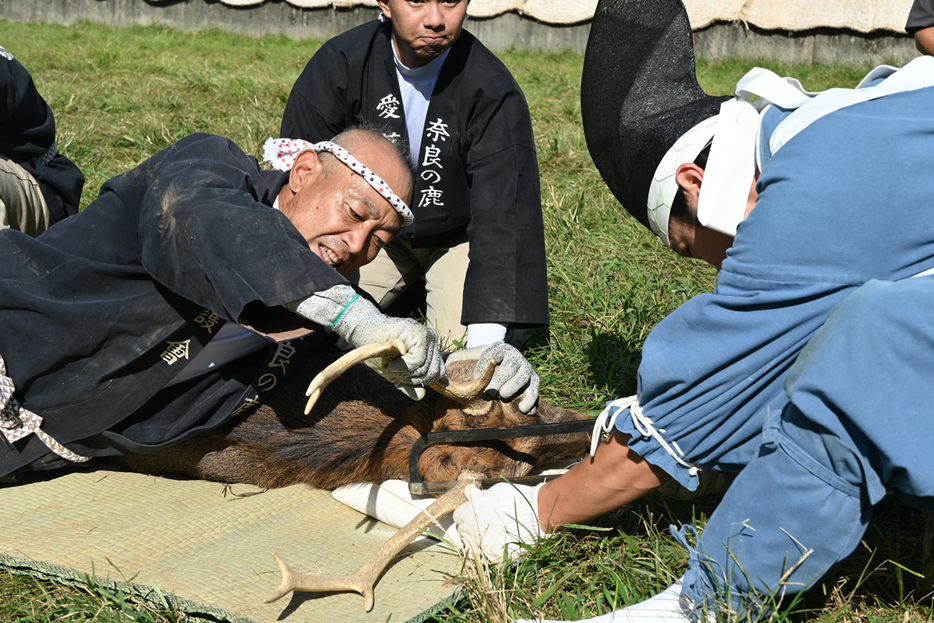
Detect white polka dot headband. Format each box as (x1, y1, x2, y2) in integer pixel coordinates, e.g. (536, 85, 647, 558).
(263, 137, 414, 227)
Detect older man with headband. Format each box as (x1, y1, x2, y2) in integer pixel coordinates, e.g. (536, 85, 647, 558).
(454, 0, 934, 621)
(0, 128, 533, 481)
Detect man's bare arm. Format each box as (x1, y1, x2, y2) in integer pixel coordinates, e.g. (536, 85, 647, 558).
(537, 429, 671, 531)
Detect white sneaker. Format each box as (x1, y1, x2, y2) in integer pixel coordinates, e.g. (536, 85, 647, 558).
(514, 580, 691, 623)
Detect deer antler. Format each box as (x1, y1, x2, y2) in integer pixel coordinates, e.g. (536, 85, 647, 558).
(304, 340, 407, 414)
(264, 475, 476, 611)
(304, 340, 495, 414)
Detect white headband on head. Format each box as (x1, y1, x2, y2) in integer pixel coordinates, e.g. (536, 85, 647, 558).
(647, 100, 762, 247)
(646, 116, 718, 247)
(263, 137, 414, 227)
(695, 98, 760, 238)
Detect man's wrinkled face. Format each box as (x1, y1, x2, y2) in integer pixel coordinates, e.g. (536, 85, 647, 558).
(280, 139, 411, 275)
(378, 0, 468, 68)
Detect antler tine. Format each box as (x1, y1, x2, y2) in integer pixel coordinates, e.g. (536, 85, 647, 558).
(264, 476, 476, 611)
(304, 339, 407, 414)
(263, 552, 371, 605)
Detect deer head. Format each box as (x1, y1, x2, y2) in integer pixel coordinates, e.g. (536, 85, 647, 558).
(116, 341, 591, 494)
(419, 355, 590, 483)
(302, 341, 590, 486)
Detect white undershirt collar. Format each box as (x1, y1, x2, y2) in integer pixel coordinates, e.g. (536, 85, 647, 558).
(391, 38, 448, 169)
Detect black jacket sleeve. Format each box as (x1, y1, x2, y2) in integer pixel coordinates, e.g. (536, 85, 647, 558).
(460, 85, 549, 327)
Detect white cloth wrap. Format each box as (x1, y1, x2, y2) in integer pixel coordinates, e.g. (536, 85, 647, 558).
(649, 55, 934, 246)
(331, 480, 460, 546)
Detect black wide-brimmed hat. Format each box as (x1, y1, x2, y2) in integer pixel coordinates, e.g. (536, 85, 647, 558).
(581, 0, 729, 240)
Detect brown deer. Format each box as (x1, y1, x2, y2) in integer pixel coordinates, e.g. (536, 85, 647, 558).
(117, 340, 592, 611)
(117, 341, 592, 492)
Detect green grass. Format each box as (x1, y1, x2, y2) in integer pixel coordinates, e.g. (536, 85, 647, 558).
(0, 566, 184, 622)
(1, 18, 931, 623)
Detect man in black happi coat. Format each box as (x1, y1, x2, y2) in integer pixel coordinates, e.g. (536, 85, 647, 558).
(281, 0, 549, 350)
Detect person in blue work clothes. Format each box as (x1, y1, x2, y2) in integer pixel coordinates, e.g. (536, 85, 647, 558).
(453, 0, 934, 621)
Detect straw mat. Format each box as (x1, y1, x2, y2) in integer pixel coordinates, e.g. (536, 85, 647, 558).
(0, 467, 463, 623)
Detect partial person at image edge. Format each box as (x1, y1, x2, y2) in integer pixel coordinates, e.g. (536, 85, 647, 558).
(0, 44, 84, 236)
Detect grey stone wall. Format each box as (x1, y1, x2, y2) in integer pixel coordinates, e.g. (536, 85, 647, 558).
(0, 0, 921, 65)
(694, 22, 919, 67)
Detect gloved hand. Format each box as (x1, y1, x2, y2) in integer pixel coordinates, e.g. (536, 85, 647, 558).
(453, 482, 546, 563)
(446, 342, 539, 413)
(333, 295, 445, 392)
(287, 286, 444, 396)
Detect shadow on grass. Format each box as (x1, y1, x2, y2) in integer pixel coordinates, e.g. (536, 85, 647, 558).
(799, 496, 934, 619)
(585, 330, 641, 398)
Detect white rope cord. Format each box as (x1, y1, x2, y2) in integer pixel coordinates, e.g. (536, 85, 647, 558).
(0, 355, 90, 463)
(591, 395, 699, 476)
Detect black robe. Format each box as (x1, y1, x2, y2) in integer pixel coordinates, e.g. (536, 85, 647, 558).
(0, 133, 344, 476)
(281, 20, 549, 327)
(0, 46, 84, 224)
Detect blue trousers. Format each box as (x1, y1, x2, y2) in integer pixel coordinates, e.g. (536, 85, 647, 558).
(679, 277, 934, 619)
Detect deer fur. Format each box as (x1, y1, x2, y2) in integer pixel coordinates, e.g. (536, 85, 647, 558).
(117, 344, 591, 490)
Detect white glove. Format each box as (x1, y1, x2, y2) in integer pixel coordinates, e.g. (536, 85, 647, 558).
(453, 482, 546, 563)
(335, 297, 444, 390)
(288, 285, 445, 394)
(446, 342, 539, 413)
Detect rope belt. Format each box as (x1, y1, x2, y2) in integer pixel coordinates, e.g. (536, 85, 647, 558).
(0, 354, 90, 463)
